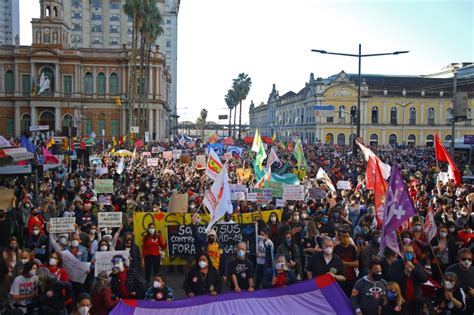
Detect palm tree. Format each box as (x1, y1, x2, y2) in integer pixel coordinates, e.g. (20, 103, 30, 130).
(225, 89, 238, 138)
(232, 73, 252, 140)
(196, 109, 208, 141)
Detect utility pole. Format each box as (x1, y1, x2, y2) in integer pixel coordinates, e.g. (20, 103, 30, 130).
(451, 71, 457, 154)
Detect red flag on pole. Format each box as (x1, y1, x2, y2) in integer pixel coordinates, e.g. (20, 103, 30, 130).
(434, 131, 461, 186)
(373, 157, 388, 227)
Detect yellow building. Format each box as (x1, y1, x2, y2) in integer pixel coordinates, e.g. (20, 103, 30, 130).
(250, 68, 474, 146)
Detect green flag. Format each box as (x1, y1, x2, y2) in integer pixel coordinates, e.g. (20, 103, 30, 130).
(254, 133, 267, 170)
(293, 139, 307, 168)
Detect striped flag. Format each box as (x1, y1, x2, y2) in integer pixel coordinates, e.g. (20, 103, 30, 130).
(205, 148, 223, 180)
(255, 167, 271, 188)
(267, 147, 280, 168)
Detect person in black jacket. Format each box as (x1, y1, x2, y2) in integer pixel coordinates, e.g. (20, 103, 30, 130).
(388, 245, 428, 303)
(430, 225, 457, 283)
(183, 253, 222, 297)
(109, 255, 144, 299)
(433, 272, 466, 315)
(37, 267, 72, 315)
(115, 232, 142, 271)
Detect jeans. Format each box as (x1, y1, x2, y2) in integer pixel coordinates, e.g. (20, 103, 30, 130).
(144, 255, 161, 283)
(255, 264, 265, 290)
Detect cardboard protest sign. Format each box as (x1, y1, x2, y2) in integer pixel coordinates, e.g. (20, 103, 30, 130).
(142, 151, 151, 157)
(172, 149, 182, 160)
(50, 217, 76, 234)
(94, 179, 114, 194)
(276, 199, 285, 208)
(60, 250, 90, 284)
(162, 151, 173, 160)
(282, 185, 304, 201)
(267, 181, 283, 198)
(308, 187, 327, 200)
(249, 188, 273, 204)
(96, 167, 108, 176)
(94, 250, 130, 276)
(229, 184, 248, 200)
(98, 195, 112, 206)
(151, 147, 161, 154)
(336, 180, 352, 190)
(168, 193, 188, 213)
(147, 158, 159, 166)
(195, 155, 206, 170)
(0, 188, 14, 209)
(98, 212, 122, 228)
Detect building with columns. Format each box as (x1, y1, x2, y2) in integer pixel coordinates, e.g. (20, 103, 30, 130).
(0, 0, 171, 140)
(250, 67, 474, 146)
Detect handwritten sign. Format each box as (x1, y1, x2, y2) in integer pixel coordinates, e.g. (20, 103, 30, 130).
(308, 187, 327, 200)
(282, 185, 304, 201)
(98, 195, 112, 206)
(229, 184, 248, 200)
(267, 181, 283, 198)
(98, 212, 122, 228)
(195, 155, 206, 170)
(94, 250, 130, 277)
(336, 180, 352, 190)
(96, 167, 108, 176)
(163, 151, 173, 160)
(60, 250, 90, 284)
(50, 217, 76, 234)
(276, 199, 285, 208)
(147, 158, 159, 167)
(94, 179, 114, 194)
(249, 188, 273, 203)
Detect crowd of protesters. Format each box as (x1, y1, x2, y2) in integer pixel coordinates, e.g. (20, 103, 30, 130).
(0, 132, 472, 315)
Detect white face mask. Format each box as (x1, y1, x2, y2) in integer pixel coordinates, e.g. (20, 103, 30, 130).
(288, 205, 294, 210)
(21, 259, 29, 264)
(49, 258, 58, 266)
(275, 262, 284, 270)
(270, 216, 276, 222)
(190, 204, 195, 209)
(149, 228, 155, 235)
(100, 245, 108, 251)
(445, 281, 455, 290)
(29, 269, 36, 277)
(71, 240, 79, 247)
(79, 306, 90, 315)
(153, 281, 162, 289)
(114, 262, 125, 272)
(324, 247, 333, 255)
(33, 230, 40, 235)
(198, 261, 208, 269)
(59, 238, 68, 245)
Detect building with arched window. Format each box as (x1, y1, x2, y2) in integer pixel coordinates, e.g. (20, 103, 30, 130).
(0, 0, 172, 141)
(249, 68, 474, 145)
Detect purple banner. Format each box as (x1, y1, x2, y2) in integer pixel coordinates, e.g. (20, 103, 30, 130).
(464, 135, 474, 144)
(110, 275, 354, 315)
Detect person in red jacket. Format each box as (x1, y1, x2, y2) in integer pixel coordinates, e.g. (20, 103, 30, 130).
(27, 207, 44, 235)
(91, 271, 119, 315)
(141, 223, 167, 283)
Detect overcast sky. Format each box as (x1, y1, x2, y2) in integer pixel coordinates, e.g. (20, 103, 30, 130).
(20, 0, 473, 124)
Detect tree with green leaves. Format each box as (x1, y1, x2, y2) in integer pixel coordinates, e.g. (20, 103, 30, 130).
(225, 89, 238, 138)
(232, 73, 252, 140)
(196, 109, 208, 141)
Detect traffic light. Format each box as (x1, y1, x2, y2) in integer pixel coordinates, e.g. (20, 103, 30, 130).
(115, 96, 122, 107)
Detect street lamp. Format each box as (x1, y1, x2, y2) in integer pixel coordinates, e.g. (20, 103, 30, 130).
(394, 101, 413, 145)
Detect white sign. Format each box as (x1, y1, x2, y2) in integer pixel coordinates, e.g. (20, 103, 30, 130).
(29, 125, 49, 131)
(145, 131, 150, 143)
(229, 184, 248, 200)
(336, 180, 352, 190)
(276, 199, 285, 208)
(282, 184, 304, 201)
(196, 155, 206, 170)
(96, 167, 108, 176)
(172, 149, 182, 160)
(98, 212, 122, 228)
(60, 250, 90, 284)
(50, 217, 76, 234)
(147, 158, 159, 167)
(94, 250, 130, 277)
(130, 126, 139, 133)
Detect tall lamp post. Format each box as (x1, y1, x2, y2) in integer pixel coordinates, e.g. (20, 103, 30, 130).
(394, 102, 413, 145)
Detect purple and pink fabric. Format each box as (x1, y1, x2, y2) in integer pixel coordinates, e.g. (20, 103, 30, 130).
(110, 275, 354, 315)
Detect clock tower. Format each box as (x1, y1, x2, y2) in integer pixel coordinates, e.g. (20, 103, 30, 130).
(31, 0, 70, 48)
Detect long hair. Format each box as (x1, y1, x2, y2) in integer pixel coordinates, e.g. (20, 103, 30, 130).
(91, 271, 109, 295)
(383, 281, 405, 306)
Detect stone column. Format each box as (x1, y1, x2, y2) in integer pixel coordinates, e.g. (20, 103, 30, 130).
(14, 63, 20, 97)
(121, 107, 126, 136)
(55, 63, 60, 97)
(155, 108, 160, 140)
(31, 106, 37, 127)
(55, 106, 61, 132)
(14, 106, 21, 137)
(149, 67, 153, 100)
(148, 108, 154, 139)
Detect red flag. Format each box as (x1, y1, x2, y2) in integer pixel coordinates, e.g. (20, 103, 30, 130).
(424, 208, 437, 242)
(119, 136, 124, 146)
(135, 139, 144, 149)
(42, 147, 59, 164)
(366, 157, 376, 190)
(374, 157, 388, 227)
(434, 132, 461, 186)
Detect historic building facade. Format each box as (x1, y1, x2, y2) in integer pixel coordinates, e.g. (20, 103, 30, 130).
(250, 67, 474, 146)
(0, 0, 171, 140)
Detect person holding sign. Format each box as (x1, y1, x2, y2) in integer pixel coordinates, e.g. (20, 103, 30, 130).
(141, 223, 167, 284)
(183, 253, 222, 297)
(109, 255, 144, 299)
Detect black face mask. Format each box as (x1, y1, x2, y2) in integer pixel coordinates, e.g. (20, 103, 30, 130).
(372, 272, 382, 281)
(208, 237, 215, 244)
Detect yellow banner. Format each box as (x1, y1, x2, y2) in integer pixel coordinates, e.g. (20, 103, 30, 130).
(133, 210, 282, 265)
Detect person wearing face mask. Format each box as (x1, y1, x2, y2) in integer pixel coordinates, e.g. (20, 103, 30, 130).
(145, 274, 174, 301)
(261, 255, 296, 289)
(116, 232, 142, 271)
(350, 260, 387, 315)
(3, 237, 21, 277)
(431, 225, 457, 283)
(276, 231, 302, 279)
(255, 228, 274, 289)
(388, 245, 428, 302)
(267, 213, 280, 247)
(228, 242, 255, 293)
(26, 223, 49, 264)
(76, 200, 98, 227)
(27, 207, 45, 236)
(457, 223, 474, 247)
(37, 267, 72, 315)
(445, 248, 474, 313)
(183, 253, 222, 297)
(360, 230, 381, 277)
(307, 237, 345, 282)
(334, 229, 359, 297)
(90, 271, 119, 315)
(12, 248, 41, 279)
(380, 247, 397, 281)
(9, 261, 39, 314)
(109, 255, 144, 299)
(433, 272, 466, 315)
(71, 293, 93, 315)
(381, 282, 408, 315)
(141, 223, 167, 283)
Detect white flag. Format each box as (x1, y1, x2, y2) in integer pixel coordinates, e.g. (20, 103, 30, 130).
(424, 209, 437, 242)
(203, 167, 232, 233)
(316, 167, 336, 192)
(267, 147, 280, 168)
(116, 157, 125, 175)
(38, 72, 50, 95)
(355, 138, 391, 179)
(251, 129, 260, 153)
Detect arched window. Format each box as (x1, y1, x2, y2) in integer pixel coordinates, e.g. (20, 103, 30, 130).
(325, 133, 334, 145)
(338, 105, 345, 123)
(53, 6, 58, 17)
(337, 133, 345, 145)
(39, 111, 55, 131)
(407, 134, 416, 146)
(389, 134, 397, 145)
(97, 72, 106, 95)
(409, 107, 416, 125)
(426, 134, 434, 147)
(371, 106, 378, 124)
(84, 72, 93, 95)
(109, 73, 118, 95)
(428, 107, 435, 125)
(5, 70, 14, 93)
(350, 105, 357, 124)
(39, 67, 54, 94)
(390, 106, 398, 125)
(62, 114, 73, 127)
(46, 6, 51, 16)
(446, 108, 453, 124)
(21, 113, 31, 133)
(370, 134, 378, 146)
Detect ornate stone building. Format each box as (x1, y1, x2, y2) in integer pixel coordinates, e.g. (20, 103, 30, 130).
(0, 0, 171, 140)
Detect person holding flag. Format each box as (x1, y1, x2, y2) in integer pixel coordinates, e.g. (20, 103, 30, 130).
(430, 225, 457, 283)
